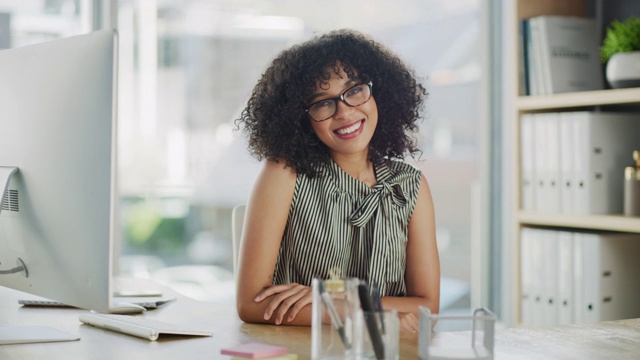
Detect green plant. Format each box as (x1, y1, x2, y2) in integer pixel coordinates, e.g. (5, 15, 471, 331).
(600, 16, 640, 63)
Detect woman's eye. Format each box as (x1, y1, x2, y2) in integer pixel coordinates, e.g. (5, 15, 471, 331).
(311, 100, 333, 110)
(346, 86, 363, 97)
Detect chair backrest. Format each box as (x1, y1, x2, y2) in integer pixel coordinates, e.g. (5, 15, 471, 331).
(231, 204, 246, 277)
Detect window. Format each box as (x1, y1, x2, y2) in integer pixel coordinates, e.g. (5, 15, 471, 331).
(1, 0, 490, 319)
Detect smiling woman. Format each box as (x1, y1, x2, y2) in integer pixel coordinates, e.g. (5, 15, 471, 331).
(234, 29, 440, 335)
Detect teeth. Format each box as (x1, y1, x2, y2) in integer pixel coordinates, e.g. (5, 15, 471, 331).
(336, 121, 361, 135)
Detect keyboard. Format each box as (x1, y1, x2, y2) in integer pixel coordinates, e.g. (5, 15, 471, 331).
(78, 313, 213, 341)
(18, 296, 176, 310)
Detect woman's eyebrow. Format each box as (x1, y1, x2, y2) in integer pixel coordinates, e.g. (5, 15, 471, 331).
(307, 78, 356, 103)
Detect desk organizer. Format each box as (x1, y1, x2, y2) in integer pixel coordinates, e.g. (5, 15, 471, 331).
(311, 277, 399, 359)
(418, 307, 496, 360)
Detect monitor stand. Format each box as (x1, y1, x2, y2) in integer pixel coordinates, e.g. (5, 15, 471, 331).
(0, 166, 79, 345)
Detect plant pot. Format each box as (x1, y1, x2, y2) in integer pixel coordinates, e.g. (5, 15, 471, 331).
(606, 51, 640, 88)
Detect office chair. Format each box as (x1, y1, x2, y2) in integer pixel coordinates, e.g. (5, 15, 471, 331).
(231, 204, 246, 278)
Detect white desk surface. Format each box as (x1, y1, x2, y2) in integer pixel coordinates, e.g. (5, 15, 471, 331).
(2, 281, 640, 359)
(0, 281, 420, 359)
(431, 318, 640, 360)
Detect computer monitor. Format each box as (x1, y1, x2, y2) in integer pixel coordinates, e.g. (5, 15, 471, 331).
(0, 30, 118, 318)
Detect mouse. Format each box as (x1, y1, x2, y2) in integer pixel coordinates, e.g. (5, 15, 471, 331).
(109, 302, 146, 314)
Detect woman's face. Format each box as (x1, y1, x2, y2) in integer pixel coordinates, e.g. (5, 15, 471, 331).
(306, 67, 378, 160)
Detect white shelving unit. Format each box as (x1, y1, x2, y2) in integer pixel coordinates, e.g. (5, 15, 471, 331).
(508, 0, 640, 325)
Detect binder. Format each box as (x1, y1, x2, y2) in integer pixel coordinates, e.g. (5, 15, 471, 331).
(530, 113, 561, 213)
(556, 231, 574, 325)
(520, 114, 536, 211)
(519, 227, 534, 325)
(541, 229, 559, 326)
(532, 114, 549, 212)
(529, 228, 545, 326)
(571, 112, 640, 215)
(558, 112, 576, 214)
(543, 113, 561, 213)
(573, 232, 640, 324)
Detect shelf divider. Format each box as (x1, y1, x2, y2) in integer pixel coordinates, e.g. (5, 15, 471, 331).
(518, 212, 640, 233)
(517, 87, 640, 111)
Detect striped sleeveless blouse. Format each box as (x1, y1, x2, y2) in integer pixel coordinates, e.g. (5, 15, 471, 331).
(273, 158, 422, 296)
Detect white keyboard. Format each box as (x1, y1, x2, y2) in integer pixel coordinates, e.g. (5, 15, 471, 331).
(79, 313, 212, 341)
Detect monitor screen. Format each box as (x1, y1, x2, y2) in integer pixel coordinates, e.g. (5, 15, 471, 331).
(0, 29, 118, 315)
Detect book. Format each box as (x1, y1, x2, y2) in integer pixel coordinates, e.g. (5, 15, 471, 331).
(519, 19, 530, 95)
(535, 16, 603, 94)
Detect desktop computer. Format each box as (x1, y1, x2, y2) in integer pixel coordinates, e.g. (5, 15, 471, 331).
(0, 28, 118, 333)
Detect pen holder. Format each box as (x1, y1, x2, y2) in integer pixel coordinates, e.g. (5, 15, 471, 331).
(357, 310, 399, 360)
(311, 278, 399, 359)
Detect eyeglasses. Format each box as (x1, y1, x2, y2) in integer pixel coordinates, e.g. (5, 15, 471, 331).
(305, 81, 373, 122)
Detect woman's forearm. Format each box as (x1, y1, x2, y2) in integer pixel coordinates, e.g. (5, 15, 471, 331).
(380, 295, 439, 317)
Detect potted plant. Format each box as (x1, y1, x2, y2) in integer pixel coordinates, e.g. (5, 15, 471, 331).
(600, 16, 640, 88)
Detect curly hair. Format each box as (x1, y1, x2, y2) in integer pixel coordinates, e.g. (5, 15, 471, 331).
(236, 28, 427, 177)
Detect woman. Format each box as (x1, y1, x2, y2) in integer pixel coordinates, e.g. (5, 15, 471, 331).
(235, 29, 439, 334)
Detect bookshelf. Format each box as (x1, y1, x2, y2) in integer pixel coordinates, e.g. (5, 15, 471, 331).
(509, 0, 640, 325)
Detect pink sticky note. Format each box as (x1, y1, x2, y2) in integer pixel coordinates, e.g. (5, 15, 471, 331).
(220, 342, 289, 359)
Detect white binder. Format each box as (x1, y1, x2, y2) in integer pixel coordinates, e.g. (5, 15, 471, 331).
(573, 232, 640, 324)
(520, 227, 534, 325)
(530, 228, 545, 326)
(571, 112, 640, 215)
(533, 114, 550, 212)
(557, 231, 574, 325)
(558, 112, 576, 214)
(541, 229, 559, 326)
(520, 114, 536, 211)
(544, 113, 561, 213)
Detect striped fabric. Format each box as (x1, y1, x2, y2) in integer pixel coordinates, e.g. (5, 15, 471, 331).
(273, 158, 422, 296)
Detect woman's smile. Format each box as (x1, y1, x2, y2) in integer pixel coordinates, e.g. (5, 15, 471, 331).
(334, 119, 365, 138)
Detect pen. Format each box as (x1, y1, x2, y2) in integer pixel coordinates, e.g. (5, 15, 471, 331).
(318, 280, 351, 349)
(358, 282, 385, 360)
(372, 282, 385, 334)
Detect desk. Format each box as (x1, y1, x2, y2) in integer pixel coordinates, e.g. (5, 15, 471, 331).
(0, 283, 419, 359)
(431, 318, 640, 360)
(2, 283, 640, 360)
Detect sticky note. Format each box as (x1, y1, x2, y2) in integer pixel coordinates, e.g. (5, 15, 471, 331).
(220, 342, 289, 359)
(231, 355, 297, 360)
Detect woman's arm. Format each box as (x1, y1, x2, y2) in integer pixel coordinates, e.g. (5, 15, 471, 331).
(235, 159, 313, 325)
(381, 174, 440, 317)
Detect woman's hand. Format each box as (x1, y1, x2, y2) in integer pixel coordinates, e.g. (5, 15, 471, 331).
(398, 311, 420, 335)
(254, 283, 313, 325)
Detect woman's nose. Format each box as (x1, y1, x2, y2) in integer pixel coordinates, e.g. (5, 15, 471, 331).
(333, 99, 355, 120)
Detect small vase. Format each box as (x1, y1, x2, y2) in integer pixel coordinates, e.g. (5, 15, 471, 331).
(606, 51, 640, 88)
